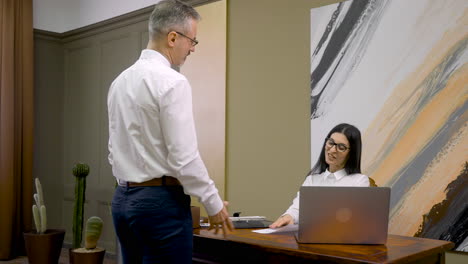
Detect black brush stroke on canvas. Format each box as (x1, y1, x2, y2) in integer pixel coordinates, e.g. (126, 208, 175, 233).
(414, 162, 468, 248)
(310, 0, 370, 117)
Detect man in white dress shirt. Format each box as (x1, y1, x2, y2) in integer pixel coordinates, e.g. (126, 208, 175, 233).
(107, 1, 233, 263)
(270, 123, 370, 228)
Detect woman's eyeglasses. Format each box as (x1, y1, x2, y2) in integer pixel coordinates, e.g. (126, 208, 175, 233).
(325, 138, 349, 152)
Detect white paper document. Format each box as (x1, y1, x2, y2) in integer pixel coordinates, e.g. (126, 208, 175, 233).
(252, 224, 298, 234)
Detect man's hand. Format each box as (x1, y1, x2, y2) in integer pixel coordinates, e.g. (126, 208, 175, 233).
(208, 201, 234, 237)
(269, 214, 294, 228)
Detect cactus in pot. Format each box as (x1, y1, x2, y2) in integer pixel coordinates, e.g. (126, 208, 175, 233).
(72, 163, 90, 248)
(70, 217, 106, 263)
(73, 216, 104, 253)
(32, 178, 47, 234)
(24, 178, 66, 264)
(85, 216, 103, 249)
(69, 163, 106, 264)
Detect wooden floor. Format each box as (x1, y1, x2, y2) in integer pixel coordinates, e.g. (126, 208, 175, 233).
(0, 248, 117, 264)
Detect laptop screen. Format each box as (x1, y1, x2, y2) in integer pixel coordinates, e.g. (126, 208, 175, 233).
(297, 186, 390, 244)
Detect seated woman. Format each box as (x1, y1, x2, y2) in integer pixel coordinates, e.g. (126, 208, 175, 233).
(269, 123, 370, 228)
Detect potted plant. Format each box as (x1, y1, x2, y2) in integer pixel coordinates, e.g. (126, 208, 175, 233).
(70, 216, 105, 263)
(23, 178, 65, 264)
(69, 163, 105, 264)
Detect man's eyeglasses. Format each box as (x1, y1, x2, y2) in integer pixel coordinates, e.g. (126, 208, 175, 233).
(175, 31, 199, 46)
(325, 138, 350, 152)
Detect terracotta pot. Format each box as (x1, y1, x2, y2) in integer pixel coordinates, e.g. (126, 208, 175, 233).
(69, 247, 105, 264)
(23, 229, 65, 264)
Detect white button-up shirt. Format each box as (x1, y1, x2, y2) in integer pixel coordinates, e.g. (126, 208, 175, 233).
(107, 49, 223, 216)
(283, 169, 369, 223)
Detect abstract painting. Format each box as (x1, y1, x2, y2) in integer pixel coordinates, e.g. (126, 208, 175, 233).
(310, 0, 467, 251)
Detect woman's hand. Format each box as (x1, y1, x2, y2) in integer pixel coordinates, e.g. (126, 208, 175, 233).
(269, 214, 294, 228)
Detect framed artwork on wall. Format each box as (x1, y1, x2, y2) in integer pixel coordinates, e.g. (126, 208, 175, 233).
(310, 0, 467, 251)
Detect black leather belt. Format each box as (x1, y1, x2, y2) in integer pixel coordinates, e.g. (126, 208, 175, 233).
(120, 176, 180, 187)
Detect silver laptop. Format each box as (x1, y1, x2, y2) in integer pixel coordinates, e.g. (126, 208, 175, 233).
(296, 186, 390, 244)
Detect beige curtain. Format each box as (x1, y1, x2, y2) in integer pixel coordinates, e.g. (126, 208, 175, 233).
(0, 0, 34, 259)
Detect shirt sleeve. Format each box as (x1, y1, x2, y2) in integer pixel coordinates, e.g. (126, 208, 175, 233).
(356, 174, 370, 187)
(159, 79, 223, 216)
(283, 176, 313, 224)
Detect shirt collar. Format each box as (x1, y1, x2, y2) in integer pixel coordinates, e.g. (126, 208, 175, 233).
(140, 49, 171, 67)
(323, 168, 348, 181)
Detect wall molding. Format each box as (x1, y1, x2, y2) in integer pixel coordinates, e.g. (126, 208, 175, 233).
(34, 0, 220, 43)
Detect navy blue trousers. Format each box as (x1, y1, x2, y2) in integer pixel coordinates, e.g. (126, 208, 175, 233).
(112, 185, 193, 264)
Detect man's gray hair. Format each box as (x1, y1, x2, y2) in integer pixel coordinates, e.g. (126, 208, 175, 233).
(149, 0, 201, 40)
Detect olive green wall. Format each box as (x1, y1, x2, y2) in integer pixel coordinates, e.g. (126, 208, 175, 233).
(446, 251, 468, 264)
(226, 0, 341, 220)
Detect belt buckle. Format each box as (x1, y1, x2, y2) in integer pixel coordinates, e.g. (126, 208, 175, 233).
(117, 179, 129, 187)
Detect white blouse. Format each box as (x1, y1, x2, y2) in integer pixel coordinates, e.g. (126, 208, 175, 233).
(283, 169, 369, 223)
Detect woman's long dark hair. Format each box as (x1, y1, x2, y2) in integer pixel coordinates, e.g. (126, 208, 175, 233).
(310, 123, 362, 175)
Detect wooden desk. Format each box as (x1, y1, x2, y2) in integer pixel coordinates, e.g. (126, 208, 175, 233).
(193, 228, 453, 264)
